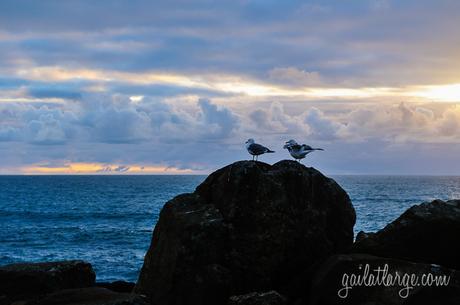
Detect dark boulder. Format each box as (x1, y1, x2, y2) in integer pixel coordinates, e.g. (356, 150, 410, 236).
(354, 231, 374, 243)
(308, 254, 459, 305)
(0, 260, 95, 302)
(352, 199, 460, 269)
(96, 281, 135, 293)
(228, 291, 287, 305)
(23, 287, 149, 305)
(403, 284, 460, 305)
(135, 160, 356, 305)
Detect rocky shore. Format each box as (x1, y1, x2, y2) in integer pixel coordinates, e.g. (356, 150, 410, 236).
(1, 160, 459, 305)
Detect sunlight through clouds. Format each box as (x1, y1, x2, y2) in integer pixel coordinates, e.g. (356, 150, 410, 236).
(410, 84, 460, 102)
(1, 0, 460, 174)
(11, 66, 457, 101)
(20, 162, 194, 174)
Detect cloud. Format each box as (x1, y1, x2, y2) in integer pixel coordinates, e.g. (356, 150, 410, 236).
(242, 100, 460, 145)
(2, 95, 460, 149)
(338, 102, 460, 143)
(1, 95, 460, 174)
(436, 106, 460, 137)
(370, 0, 390, 11)
(197, 98, 238, 139)
(304, 107, 347, 140)
(268, 67, 323, 87)
(84, 95, 240, 144)
(28, 87, 82, 100)
(0, 126, 20, 141)
(248, 102, 309, 135)
(97, 165, 130, 173)
(1, 0, 460, 174)
(16, 162, 194, 174)
(26, 114, 67, 145)
(81, 98, 153, 144)
(0, 94, 239, 145)
(1, 1, 460, 87)
(245, 102, 349, 141)
(0, 103, 77, 144)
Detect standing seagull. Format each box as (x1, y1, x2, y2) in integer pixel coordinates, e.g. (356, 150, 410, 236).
(283, 139, 323, 162)
(245, 139, 275, 161)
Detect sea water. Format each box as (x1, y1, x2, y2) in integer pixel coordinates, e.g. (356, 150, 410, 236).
(1, 175, 459, 281)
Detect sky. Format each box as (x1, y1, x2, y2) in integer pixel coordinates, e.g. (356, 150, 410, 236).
(1, 0, 460, 175)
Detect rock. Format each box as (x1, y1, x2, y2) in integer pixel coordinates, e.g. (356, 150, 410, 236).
(135, 160, 356, 305)
(23, 287, 149, 305)
(352, 199, 460, 269)
(228, 291, 287, 305)
(403, 285, 460, 305)
(96, 281, 135, 293)
(0, 260, 95, 302)
(308, 254, 460, 305)
(354, 231, 374, 243)
(0, 296, 8, 305)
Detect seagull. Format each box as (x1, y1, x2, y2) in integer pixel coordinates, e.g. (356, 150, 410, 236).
(283, 139, 324, 162)
(245, 139, 275, 161)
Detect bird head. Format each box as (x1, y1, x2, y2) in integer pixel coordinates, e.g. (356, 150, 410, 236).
(283, 139, 297, 149)
(245, 138, 255, 145)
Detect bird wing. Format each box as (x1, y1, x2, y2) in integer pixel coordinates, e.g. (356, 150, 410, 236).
(248, 143, 269, 154)
(301, 144, 324, 152)
(285, 143, 302, 151)
(301, 144, 314, 151)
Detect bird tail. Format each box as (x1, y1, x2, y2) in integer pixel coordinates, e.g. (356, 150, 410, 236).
(267, 150, 275, 153)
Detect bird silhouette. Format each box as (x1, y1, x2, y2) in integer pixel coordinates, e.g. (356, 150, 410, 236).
(245, 139, 275, 161)
(283, 139, 323, 162)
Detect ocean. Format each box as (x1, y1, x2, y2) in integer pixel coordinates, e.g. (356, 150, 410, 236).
(1, 175, 459, 282)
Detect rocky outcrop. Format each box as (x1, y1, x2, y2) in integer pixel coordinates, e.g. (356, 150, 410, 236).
(96, 281, 136, 293)
(403, 284, 460, 305)
(352, 199, 460, 269)
(0, 261, 150, 305)
(0, 260, 95, 303)
(354, 231, 374, 243)
(135, 160, 356, 305)
(308, 254, 459, 305)
(228, 291, 287, 305)
(23, 287, 149, 305)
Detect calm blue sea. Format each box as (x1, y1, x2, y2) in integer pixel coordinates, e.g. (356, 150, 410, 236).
(1, 175, 459, 282)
